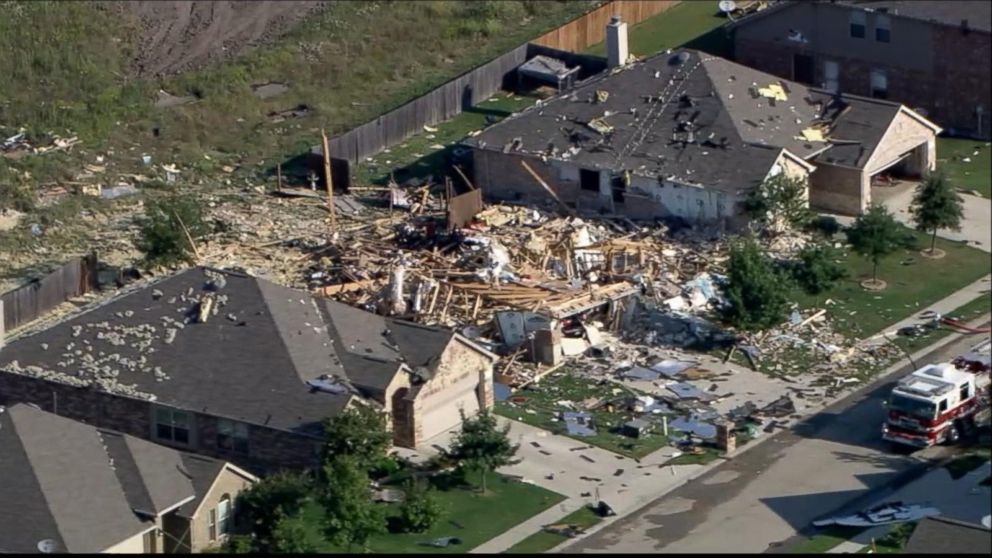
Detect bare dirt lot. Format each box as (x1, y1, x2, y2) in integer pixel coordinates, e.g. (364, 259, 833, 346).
(108, 0, 327, 78)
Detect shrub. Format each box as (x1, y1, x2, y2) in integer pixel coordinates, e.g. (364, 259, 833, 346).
(137, 193, 209, 266)
(396, 479, 444, 533)
(791, 243, 847, 295)
(805, 215, 842, 238)
(720, 238, 792, 331)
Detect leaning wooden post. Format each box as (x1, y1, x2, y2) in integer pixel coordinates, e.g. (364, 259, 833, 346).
(320, 128, 337, 235)
(276, 163, 283, 192)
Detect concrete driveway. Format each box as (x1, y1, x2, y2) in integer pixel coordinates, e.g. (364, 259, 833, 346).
(873, 181, 991, 253)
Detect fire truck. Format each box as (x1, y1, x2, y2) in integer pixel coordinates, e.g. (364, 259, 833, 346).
(882, 340, 991, 448)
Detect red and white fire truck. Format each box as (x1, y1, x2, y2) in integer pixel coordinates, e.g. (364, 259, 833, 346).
(882, 340, 991, 448)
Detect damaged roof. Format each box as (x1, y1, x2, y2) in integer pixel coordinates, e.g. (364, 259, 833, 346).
(837, 1, 992, 32)
(0, 267, 473, 435)
(0, 404, 226, 554)
(466, 49, 906, 190)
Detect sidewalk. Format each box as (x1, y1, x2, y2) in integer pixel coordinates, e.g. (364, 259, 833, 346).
(864, 274, 991, 340)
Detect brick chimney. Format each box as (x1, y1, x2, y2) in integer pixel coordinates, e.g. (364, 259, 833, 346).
(606, 15, 629, 69)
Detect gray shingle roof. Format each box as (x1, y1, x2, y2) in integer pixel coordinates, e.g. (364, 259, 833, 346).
(0, 404, 222, 553)
(177, 454, 228, 519)
(465, 49, 905, 192)
(0, 267, 477, 434)
(838, 1, 992, 33)
(904, 516, 992, 554)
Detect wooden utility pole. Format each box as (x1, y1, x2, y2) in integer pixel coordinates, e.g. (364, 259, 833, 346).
(276, 163, 283, 191)
(320, 128, 337, 234)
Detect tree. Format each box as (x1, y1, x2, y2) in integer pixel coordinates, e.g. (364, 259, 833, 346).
(396, 478, 444, 533)
(909, 170, 964, 255)
(137, 193, 209, 266)
(446, 409, 519, 494)
(270, 514, 323, 553)
(319, 455, 387, 553)
(233, 472, 310, 548)
(322, 404, 393, 476)
(845, 204, 904, 286)
(791, 243, 847, 295)
(743, 173, 812, 234)
(720, 239, 791, 331)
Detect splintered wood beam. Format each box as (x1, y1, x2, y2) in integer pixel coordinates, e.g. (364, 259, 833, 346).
(520, 160, 576, 216)
(471, 295, 482, 320)
(427, 283, 442, 315)
(320, 128, 337, 234)
(438, 286, 455, 322)
(453, 164, 477, 191)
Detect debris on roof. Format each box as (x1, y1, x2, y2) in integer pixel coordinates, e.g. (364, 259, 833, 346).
(758, 83, 788, 102)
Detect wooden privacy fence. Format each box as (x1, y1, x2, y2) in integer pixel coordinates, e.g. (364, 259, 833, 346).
(1, 254, 98, 332)
(533, 0, 679, 53)
(323, 0, 678, 168)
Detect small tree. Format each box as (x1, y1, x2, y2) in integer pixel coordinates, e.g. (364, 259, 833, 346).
(446, 409, 519, 494)
(396, 478, 444, 533)
(233, 472, 310, 547)
(319, 455, 387, 553)
(137, 194, 209, 266)
(720, 239, 791, 331)
(743, 173, 812, 234)
(846, 204, 904, 287)
(322, 404, 393, 476)
(270, 515, 323, 553)
(791, 243, 848, 295)
(909, 170, 964, 255)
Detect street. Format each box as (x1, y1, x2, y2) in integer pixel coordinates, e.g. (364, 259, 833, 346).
(564, 330, 989, 554)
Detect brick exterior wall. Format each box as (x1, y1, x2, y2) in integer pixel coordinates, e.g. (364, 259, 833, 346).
(0, 371, 322, 475)
(472, 149, 609, 213)
(733, 22, 991, 138)
(809, 163, 866, 215)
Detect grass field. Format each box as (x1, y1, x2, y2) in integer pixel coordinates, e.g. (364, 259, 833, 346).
(300, 473, 565, 554)
(785, 526, 866, 554)
(585, 0, 731, 58)
(937, 137, 992, 198)
(792, 227, 991, 340)
(890, 294, 992, 355)
(503, 506, 603, 554)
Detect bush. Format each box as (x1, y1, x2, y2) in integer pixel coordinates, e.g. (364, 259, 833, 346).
(743, 173, 812, 233)
(791, 244, 847, 295)
(396, 479, 444, 533)
(234, 472, 311, 545)
(720, 238, 792, 331)
(137, 194, 209, 266)
(805, 215, 842, 238)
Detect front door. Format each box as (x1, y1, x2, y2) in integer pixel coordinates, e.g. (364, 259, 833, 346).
(793, 53, 815, 85)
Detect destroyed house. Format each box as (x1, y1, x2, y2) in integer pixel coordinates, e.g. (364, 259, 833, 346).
(464, 47, 940, 221)
(729, 0, 991, 139)
(0, 403, 256, 554)
(0, 267, 496, 474)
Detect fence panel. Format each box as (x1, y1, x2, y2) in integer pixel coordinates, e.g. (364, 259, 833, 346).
(1, 254, 98, 332)
(533, 0, 678, 53)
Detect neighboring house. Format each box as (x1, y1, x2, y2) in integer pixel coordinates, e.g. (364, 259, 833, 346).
(0, 267, 496, 474)
(729, 0, 991, 139)
(465, 29, 940, 219)
(0, 403, 256, 554)
(903, 516, 992, 554)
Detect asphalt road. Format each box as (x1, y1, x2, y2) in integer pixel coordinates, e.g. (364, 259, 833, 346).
(564, 330, 988, 554)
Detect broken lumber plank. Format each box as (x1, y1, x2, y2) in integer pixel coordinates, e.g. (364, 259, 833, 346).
(317, 280, 377, 296)
(520, 161, 576, 216)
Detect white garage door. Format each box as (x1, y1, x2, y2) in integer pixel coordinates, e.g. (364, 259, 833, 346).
(419, 382, 481, 442)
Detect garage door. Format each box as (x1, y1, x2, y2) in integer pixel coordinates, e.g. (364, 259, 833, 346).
(418, 381, 481, 442)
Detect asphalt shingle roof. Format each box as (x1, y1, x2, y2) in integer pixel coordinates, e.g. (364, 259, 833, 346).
(0, 405, 221, 553)
(466, 49, 904, 192)
(838, 1, 992, 32)
(904, 516, 992, 554)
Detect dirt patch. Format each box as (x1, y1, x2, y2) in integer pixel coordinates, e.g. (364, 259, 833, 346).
(114, 1, 327, 78)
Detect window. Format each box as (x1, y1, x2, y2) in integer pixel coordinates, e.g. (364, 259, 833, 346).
(850, 11, 866, 38)
(579, 168, 600, 192)
(218, 494, 233, 535)
(823, 60, 840, 93)
(875, 15, 891, 42)
(207, 509, 217, 542)
(217, 419, 250, 455)
(870, 69, 888, 99)
(611, 175, 626, 203)
(155, 408, 191, 445)
(938, 399, 948, 413)
(960, 383, 971, 401)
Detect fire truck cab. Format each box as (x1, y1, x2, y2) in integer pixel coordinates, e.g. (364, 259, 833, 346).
(882, 356, 990, 448)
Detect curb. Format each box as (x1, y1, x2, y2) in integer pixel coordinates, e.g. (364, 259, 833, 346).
(545, 313, 991, 554)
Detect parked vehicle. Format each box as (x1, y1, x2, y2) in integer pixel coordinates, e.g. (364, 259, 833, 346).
(882, 340, 991, 448)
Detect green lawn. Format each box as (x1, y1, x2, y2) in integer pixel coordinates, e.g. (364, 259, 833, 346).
(503, 506, 603, 554)
(351, 92, 541, 186)
(494, 371, 677, 459)
(937, 137, 992, 198)
(786, 526, 866, 554)
(302, 473, 565, 554)
(889, 294, 992, 355)
(792, 227, 992, 340)
(585, 0, 731, 58)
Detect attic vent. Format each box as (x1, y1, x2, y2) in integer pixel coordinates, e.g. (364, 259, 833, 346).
(668, 51, 690, 66)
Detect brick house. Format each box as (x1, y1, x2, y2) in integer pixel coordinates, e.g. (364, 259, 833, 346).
(0, 267, 496, 475)
(0, 403, 256, 554)
(729, 0, 991, 139)
(465, 45, 940, 218)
